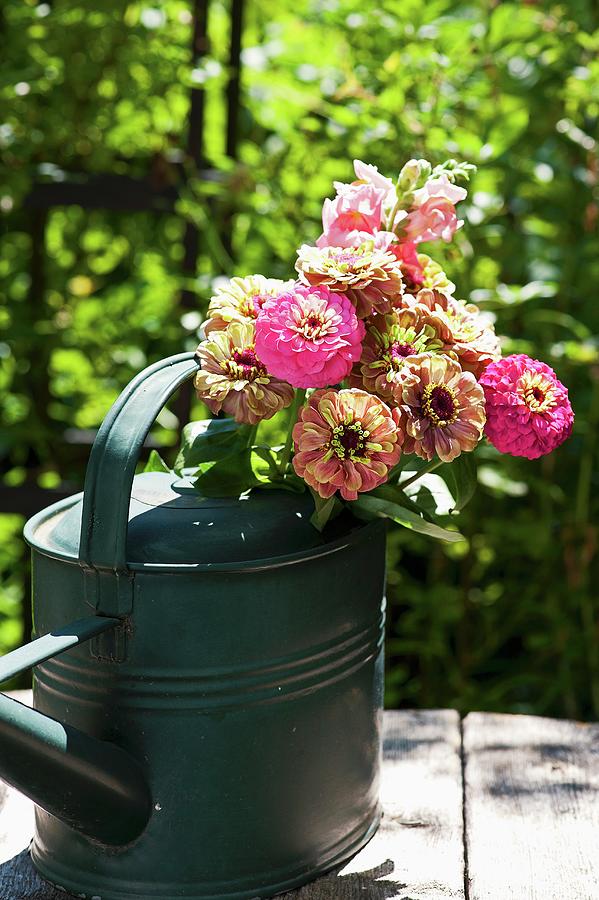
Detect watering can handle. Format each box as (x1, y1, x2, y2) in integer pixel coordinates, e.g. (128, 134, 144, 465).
(79, 352, 200, 612)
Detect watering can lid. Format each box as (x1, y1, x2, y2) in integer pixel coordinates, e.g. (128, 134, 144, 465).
(27, 471, 351, 568)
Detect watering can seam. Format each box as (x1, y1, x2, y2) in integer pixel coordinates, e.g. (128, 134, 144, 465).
(36, 614, 383, 682)
(34, 643, 383, 710)
(32, 614, 384, 700)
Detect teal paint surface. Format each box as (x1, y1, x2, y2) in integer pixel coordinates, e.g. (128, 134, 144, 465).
(2, 354, 386, 899)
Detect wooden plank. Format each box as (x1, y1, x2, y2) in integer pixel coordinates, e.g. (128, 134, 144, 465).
(463, 712, 599, 900)
(288, 710, 465, 899)
(0, 705, 464, 899)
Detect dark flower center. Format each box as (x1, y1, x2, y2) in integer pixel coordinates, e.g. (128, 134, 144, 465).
(297, 310, 330, 341)
(339, 430, 361, 453)
(421, 383, 459, 427)
(330, 421, 369, 460)
(402, 269, 424, 291)
(232, 348, 259, 367)
(239, 291, 273, 319)
(391, 342, 416, 359)
(226, 346, 266, 380)
(519, 374, 556, 413)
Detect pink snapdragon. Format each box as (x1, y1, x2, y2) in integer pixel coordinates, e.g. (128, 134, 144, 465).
(480, 355, 574, 459)
(317, 181, 382, 247)
(389, 241, 424, 287)
(317, 180, 395, 249)
(413, 173, 468, 207)
(402, 197, 462, 244)
(254, 284, 365, 389)
(353, 159, 396, 204)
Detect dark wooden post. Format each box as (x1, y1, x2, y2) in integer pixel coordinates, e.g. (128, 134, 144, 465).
(226, 0, 244, 161)
(180, 0, 209, 315)
(174, 0, 211, 429)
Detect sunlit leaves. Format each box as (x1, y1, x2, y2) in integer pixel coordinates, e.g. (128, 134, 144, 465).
(352, 484, 464, 543)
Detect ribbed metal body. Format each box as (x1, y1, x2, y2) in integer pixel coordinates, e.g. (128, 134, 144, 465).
(27, 511, 386, 900)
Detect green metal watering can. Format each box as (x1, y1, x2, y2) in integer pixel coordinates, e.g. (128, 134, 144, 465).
(0, 353, 386, 899)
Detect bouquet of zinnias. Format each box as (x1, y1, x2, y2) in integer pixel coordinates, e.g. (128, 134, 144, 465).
(179, 158, 574, 538)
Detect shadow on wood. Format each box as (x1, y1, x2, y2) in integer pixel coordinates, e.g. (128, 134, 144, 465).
(284, 860, 408, 899)
(0, 852, 408, 900)
(0, 850, 64, 900)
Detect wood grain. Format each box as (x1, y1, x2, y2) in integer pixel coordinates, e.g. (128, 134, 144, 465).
(0, 704, 465, 899)
(463, 711, 599, 900)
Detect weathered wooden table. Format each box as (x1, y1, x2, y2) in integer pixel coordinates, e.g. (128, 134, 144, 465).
(1, 692, 598, 899)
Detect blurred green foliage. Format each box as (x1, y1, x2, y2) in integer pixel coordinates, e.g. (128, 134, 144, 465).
(1, 0, 598, 717)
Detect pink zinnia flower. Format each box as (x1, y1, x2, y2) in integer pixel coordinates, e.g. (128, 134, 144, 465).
(403, 197, 462, 244)
(293, 388, 403, 500)
(479, 355, 574, 459)
(254, 284, 365, 389)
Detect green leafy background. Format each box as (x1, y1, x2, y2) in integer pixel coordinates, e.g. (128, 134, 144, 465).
(1, 0, 598, 718)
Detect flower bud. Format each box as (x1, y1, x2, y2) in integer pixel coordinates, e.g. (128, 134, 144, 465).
(397, 159, 431, 193)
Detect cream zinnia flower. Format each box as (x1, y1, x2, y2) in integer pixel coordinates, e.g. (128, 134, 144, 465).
(350, 306, 445, 401)
(204, 275, 294, 334)
(292, 388, 403, 500)
(295, 243, 404, 318)
(407, 292, 501, 378)
(194, 322, 294, 424)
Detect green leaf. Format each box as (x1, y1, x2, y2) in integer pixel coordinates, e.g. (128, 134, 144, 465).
(174, 419, 252, 474)
(436, 454, 478, 513)
(351, 491, 464, 542)
(251, 444, 281, 480)
(433, 159, 477, 183)
(247, 446, 307, 494)
(309, 488, 344, 532)
(526, 310, 592, 341)
(193, 447, 259, 498)
(254, 472, 307, 494)
(478, 465, 528, 497)
(402, 471, 457, 516)
(143, 450, 172, 474)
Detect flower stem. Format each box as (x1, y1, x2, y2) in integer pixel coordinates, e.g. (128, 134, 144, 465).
(246, 424, 258, 449)
(386, 198, 401, 233)
(399, 458, 443, 489)
(279, 389, 306, 475)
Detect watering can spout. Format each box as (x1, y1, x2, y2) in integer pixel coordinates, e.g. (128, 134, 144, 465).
(0, 617, 152, 847)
